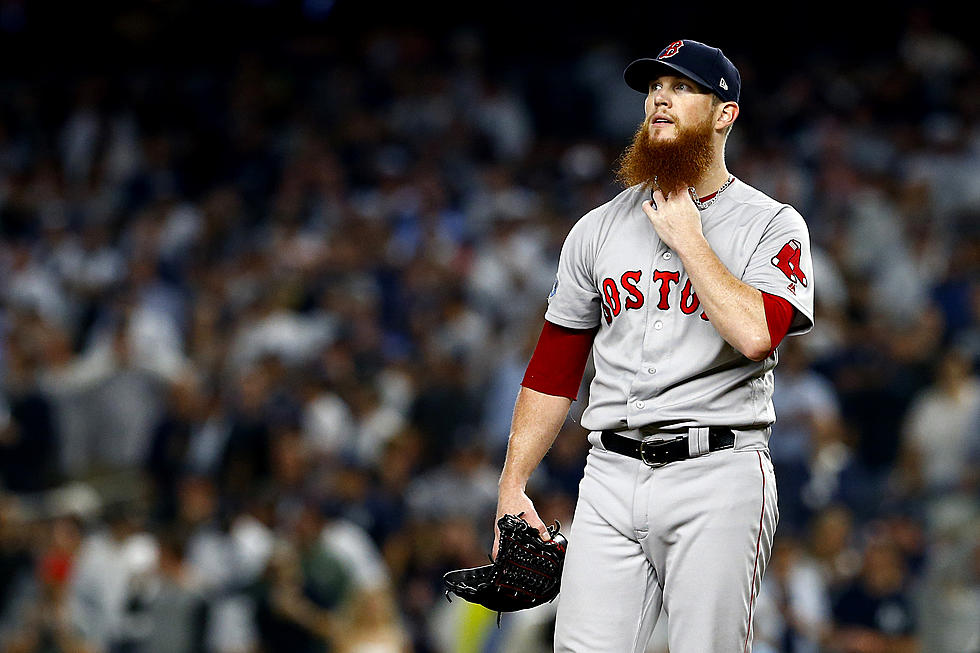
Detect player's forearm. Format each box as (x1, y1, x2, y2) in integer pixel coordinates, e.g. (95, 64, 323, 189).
(498, 386, 572, 490)
(677, 236, 771, 361)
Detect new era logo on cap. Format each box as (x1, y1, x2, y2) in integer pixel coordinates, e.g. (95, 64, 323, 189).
(624, 39, 741, 103)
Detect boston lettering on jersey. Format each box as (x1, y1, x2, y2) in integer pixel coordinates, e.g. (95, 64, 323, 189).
(599, 269, 709, 325)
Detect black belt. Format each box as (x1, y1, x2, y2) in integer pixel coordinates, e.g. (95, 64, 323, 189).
(600, 428, 736, 467)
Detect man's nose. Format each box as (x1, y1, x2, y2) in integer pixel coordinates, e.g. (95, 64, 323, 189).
(653, 88, 670, 107)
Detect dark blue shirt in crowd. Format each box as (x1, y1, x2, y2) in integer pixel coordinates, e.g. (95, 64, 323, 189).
(832, 583, 916, 637)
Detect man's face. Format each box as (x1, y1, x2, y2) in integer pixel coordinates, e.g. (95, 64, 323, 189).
(614, 75, 719, 191)
(643, 75, 716, 141)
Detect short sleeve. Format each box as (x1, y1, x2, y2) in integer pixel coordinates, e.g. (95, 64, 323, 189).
(544, 217, 602, 329)
(742, 207, 815, 335)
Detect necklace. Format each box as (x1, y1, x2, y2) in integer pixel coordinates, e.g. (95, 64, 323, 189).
(690, 175, 735, 210)
(649, 176, 736, 211)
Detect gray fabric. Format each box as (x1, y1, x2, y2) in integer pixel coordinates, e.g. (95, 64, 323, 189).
(554, 445, 778, 652)
(545, 179, 814, 439)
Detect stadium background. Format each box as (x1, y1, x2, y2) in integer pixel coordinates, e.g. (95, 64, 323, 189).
(1, 2, 978, 651)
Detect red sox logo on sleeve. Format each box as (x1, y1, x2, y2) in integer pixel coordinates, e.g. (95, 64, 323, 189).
(658, 41, 684, 59)
(771, 239, 807, 295)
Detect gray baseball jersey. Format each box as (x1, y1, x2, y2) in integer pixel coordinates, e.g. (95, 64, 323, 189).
(545, 178, 814, 445)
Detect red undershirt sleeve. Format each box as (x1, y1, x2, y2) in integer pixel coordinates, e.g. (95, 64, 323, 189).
(521, 321, 598, 400)
(762, 292, 795, 354)
(522, 297, 790, 399)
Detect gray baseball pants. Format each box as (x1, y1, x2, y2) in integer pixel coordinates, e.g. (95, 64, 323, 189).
(553, 433, 778, 653)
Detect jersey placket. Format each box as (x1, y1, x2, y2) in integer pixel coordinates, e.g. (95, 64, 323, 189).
(625, 238, 677, 428)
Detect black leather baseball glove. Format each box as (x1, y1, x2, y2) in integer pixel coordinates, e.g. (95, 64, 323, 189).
(443, 513, 567, 620)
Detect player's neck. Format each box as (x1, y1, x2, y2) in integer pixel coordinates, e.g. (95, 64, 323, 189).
(692, 164, 733, 200)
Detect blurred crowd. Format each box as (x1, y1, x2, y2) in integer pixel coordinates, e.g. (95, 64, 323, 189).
(2, 4, 979, 653)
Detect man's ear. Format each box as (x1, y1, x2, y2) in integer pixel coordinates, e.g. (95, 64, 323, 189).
(717, 102, 739, 131)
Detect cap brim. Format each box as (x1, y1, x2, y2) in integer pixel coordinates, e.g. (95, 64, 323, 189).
(623, 58, 713, 95)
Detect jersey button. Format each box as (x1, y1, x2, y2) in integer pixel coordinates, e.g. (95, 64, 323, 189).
(635, 400, 645, 409)
(663, 251, 672, 260)
(654, 320, 663, 330)
(648, 367, 656, 374)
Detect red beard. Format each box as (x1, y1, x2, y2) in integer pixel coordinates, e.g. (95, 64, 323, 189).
(615, 114, 715, 193)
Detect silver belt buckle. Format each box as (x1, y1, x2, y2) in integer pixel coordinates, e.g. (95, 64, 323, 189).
(639, 436, 684, 467)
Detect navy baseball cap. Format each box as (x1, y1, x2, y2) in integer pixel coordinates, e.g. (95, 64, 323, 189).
(624, 39, 741, 103)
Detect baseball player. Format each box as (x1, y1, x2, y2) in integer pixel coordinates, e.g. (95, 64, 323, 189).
(493, 39, 814, 652)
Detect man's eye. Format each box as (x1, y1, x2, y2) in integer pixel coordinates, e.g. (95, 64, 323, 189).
(677, 83, 688, 91)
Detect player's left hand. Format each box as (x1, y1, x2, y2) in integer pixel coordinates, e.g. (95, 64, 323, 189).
(642, 187, 704, 253)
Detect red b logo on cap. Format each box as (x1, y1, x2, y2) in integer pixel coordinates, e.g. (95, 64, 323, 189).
(659, 41, 684, 59)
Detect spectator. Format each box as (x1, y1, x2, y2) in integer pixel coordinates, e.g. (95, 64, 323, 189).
(755, 535, 831, 653)
(255, 538, 335, 653)
(68, 502, 158, 650)
(404, 441, 498, 524)
(2, 546, 95, 653)
(770, 337, 848, 531)
(0, 495, 33, 639)
(145, 372, 209, 521)
(898, 347, 980, 496)
(808, 505, 863, 598)
(329, 586, 410, 653)
(831, 535, 919, 653)
(0, 341, 59, 493)
(132, 533, 209, 653)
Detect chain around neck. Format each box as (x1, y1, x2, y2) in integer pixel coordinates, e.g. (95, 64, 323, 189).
(649, 175, 736, 211)
(690, 175, 735, 210)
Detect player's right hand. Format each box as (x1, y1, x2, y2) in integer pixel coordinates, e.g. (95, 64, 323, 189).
(493, 489, 550, 560)
(643, 187, 704, 254)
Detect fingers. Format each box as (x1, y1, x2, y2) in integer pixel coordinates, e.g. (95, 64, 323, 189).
(676, 186, 697, 205)
(496, 511, 551, 548)
(523, 511, 551, 541)
(646, 187, 693, 215)
(659, 186, 696, 203)
(652, 188, 666, 206)
(495, 492, 551, 554)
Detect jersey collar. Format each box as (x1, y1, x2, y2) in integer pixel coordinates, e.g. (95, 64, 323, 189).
(646, 175, 736, 212)
(690, 175, 735, 211)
